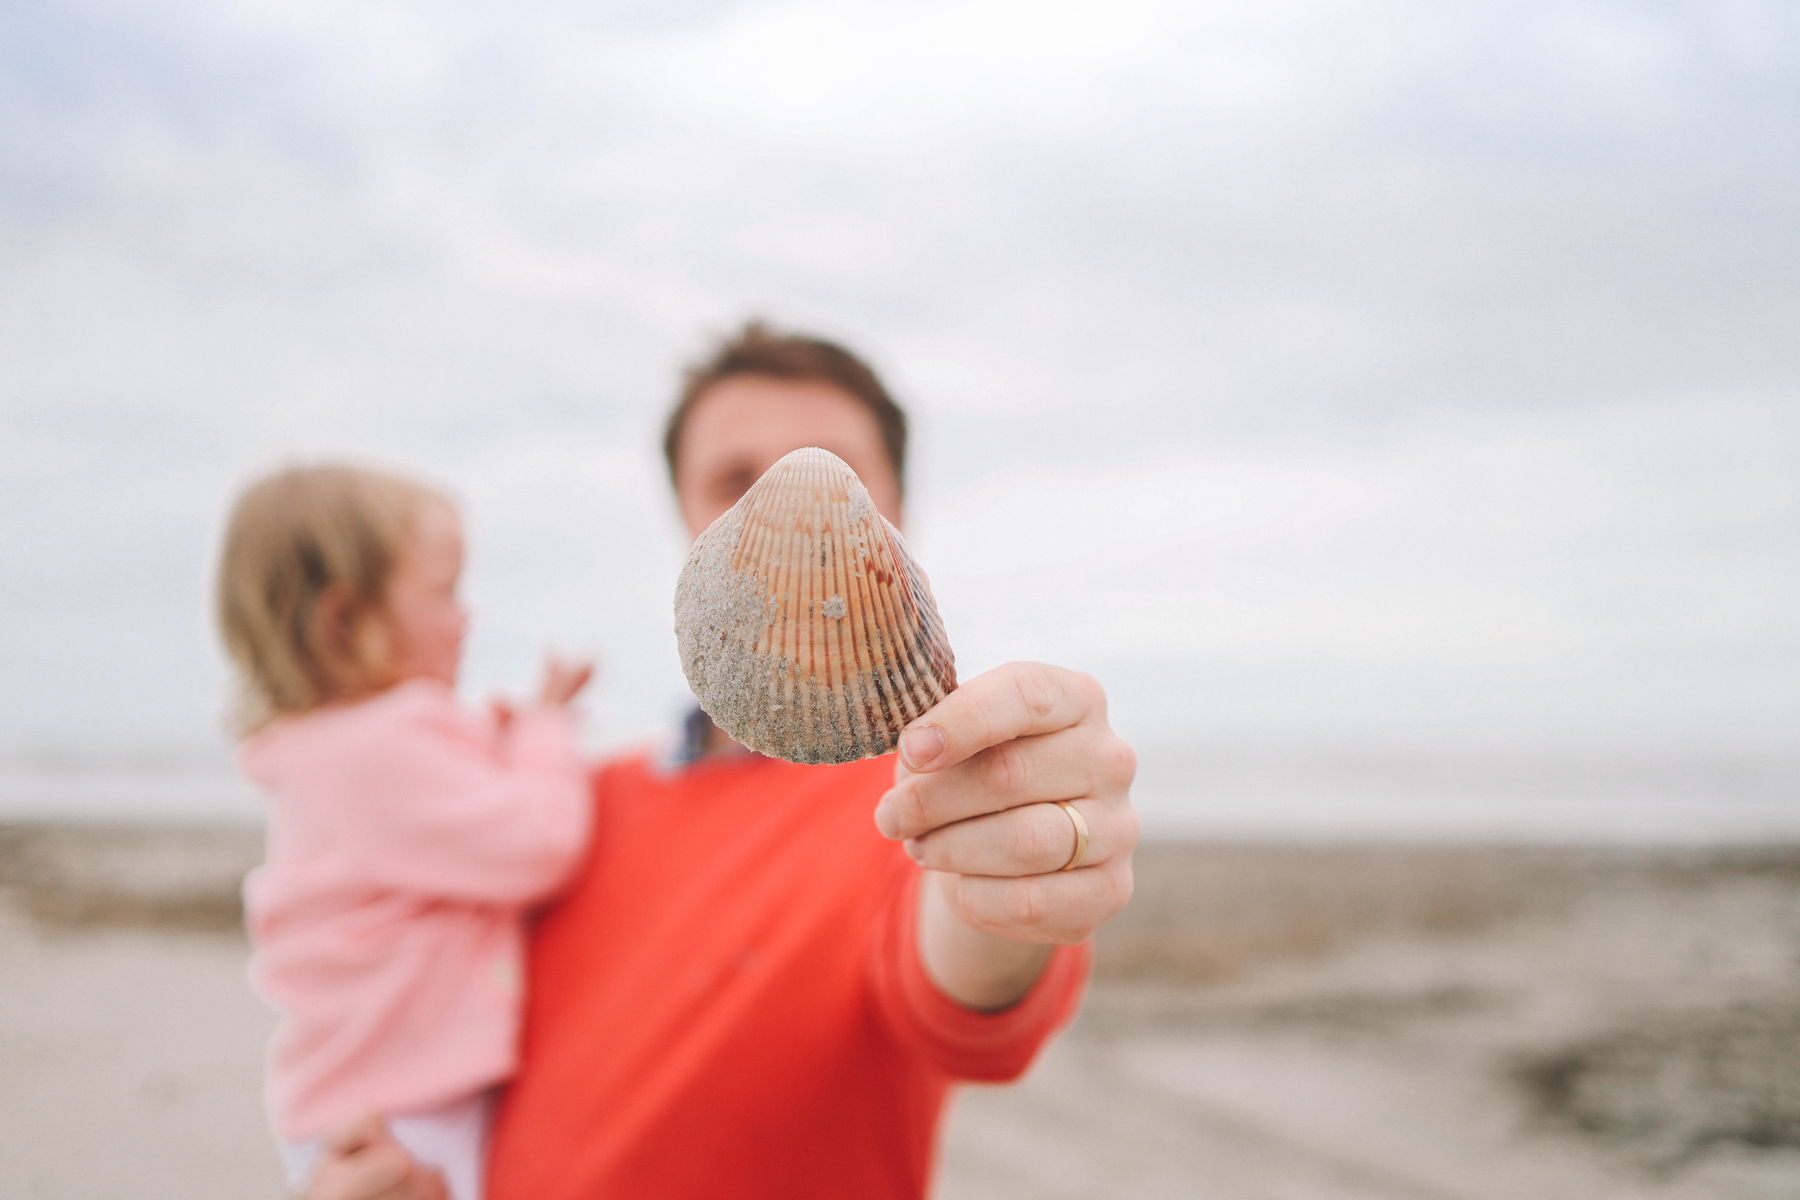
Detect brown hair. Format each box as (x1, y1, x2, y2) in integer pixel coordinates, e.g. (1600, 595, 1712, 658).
(663, 320, 909, 493)
(215, 464, 443, 735)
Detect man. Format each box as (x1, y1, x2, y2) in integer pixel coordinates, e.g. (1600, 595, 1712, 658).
(311, 323, 1138, 1200)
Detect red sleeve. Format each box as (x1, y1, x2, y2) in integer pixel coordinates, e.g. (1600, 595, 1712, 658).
(866, 867, 1091, 1083)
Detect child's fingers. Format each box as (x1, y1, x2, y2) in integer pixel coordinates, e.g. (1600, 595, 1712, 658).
(308, 1114, 426, 1200)
(555, 655, 595, 680)
(312, 1151, 409, 1200)
(540, 655, 595, 705)
(408, 1165, 452, 1200)
(323, 1113, 388, 1155)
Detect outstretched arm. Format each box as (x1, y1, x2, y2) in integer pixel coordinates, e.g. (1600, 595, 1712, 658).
(874, 663, 1139, 1010)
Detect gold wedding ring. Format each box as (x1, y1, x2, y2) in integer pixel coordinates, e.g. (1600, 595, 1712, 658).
(1054, 801, 1089, 871)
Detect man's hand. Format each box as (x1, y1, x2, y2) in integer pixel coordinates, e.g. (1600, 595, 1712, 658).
(304, 1115, 448, 1200)
(873, 663, 1138, 1009)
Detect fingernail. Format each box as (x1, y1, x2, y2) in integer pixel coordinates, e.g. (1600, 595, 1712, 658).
(873, 797, 899, 840)
(899, 725, 945, 771)
(903, 838, 924, 863)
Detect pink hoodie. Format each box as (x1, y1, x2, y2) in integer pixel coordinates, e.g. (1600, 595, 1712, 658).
(240, 679, 591, 1140)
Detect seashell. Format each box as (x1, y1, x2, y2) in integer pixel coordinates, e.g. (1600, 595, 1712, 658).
(674, 447, 957, 764)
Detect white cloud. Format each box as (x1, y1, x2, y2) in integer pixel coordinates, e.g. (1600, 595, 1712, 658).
(924, 394, 1799, 681)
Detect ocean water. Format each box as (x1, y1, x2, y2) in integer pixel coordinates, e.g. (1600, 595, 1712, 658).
(0, 743, 265, 826)
(1130, 742, 1800, 844)
(1, 737, 1796, 844)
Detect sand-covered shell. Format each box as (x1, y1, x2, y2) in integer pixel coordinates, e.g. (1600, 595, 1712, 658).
(674, 447, 957, 764)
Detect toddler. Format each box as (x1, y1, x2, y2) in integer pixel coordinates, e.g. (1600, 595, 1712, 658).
(216, 464, 592, 1200)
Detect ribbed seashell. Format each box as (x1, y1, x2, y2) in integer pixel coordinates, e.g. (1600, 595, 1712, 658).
(674, 447, 957, 764)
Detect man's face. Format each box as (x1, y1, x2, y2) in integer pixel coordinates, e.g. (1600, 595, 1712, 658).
(673, 375, 904, 540)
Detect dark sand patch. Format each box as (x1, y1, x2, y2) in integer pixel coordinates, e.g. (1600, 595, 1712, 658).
(0, 823, 260, 932)
(1515, 999, 1800, 1169)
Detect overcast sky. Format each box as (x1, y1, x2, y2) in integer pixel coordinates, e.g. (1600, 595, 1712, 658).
(3, 0, 1796, 766)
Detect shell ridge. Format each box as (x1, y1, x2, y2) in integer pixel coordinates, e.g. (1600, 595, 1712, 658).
(808, 481, 835, 758)
(800, 479, 832, 761)
(745, 508, 779, 662)
(830, 482, 879, 757)
(784, 483, 815, 761)
(844, 519, 902, 732)
(890, 517, 956, 704)
(737, 503, 772, 749)
(817, 478, 858, 760)
(761, 524, 794, 729)
(900, 553, 955, 705)
(824, 478, 864, 759)
(847, 529, 903, 748)
(865, 522, 933, 724)
(767, 495, 803, 753)
(864, 535, 924, 733)
(761, 507, 798, 734)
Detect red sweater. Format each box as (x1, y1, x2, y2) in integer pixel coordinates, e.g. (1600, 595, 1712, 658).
(486, 749, 1089, 1200)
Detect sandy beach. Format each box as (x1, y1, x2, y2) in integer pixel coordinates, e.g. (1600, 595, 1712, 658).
(2, 825, 1797, 1199)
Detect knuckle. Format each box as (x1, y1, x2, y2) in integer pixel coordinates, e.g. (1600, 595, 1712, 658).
(1073, 670, 1106, 712)
(1009, 662, 1060, 723)
(1000, 877, 1049, 929)
(1013, 807, 1063, 868)
(1068, 864, 1135, 941)
(964, 692, 1002, 751)
(1105, 736, 1138, 787)
(1099, 860, 1135, 920)
(979, 740, 1032, 797)
(1112, 803, 1142, 855)
(892, 784, 932, 835)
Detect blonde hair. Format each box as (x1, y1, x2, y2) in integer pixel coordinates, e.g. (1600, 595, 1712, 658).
(216, 464, 445, 735)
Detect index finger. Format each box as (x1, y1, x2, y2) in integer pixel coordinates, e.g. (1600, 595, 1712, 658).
(897, 663, 1103, 776)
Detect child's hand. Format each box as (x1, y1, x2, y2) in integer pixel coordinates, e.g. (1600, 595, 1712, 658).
(304, 1114, 449, 1200)
(538, 654, 595, 708)
(490, 698, 516, 732)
